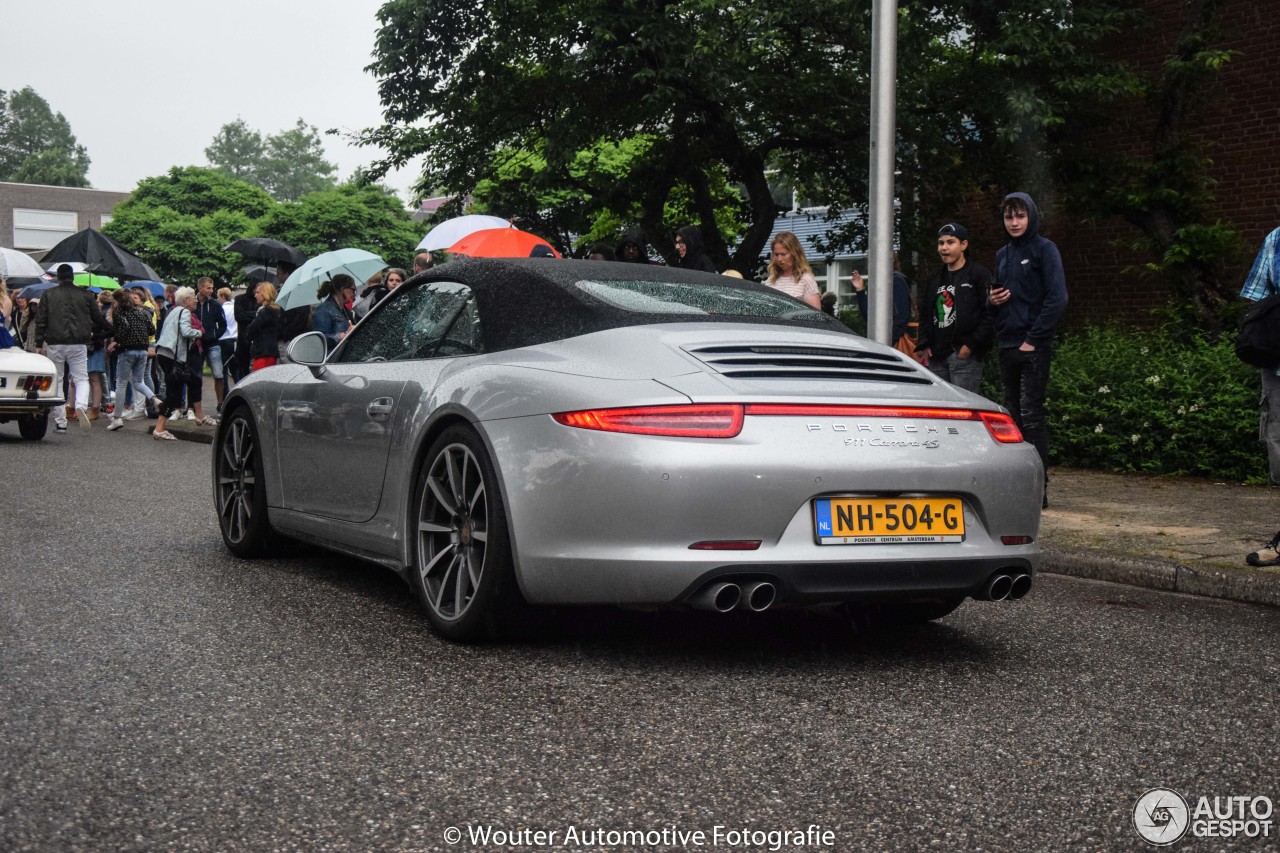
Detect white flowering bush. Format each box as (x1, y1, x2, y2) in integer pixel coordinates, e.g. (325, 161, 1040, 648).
(1008, 326, 1262, 482)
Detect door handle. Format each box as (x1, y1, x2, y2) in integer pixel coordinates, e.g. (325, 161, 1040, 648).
(367, 397, 395, 421)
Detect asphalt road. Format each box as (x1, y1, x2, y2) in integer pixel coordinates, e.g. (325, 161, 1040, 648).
(2, 423, 1278, 852)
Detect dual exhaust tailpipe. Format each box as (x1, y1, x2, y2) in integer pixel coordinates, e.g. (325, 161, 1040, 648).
(982, 572, 1033, 602)
(690, 580, 777, 613)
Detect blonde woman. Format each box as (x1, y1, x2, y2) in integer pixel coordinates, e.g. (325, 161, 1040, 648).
(245, 283, 284, 371)
(765, 231, 822, 309)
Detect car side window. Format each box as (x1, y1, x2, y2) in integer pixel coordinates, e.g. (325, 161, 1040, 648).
(336, 281, 483, 363)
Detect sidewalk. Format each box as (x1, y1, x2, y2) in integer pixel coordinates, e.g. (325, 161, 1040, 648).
(110, 374, 1280, 609)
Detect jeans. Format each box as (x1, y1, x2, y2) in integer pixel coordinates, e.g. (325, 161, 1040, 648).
(998, 345, 1053, 476)
(928, 351, 985, 396)
(45, 343, 89, 427)
(113, 349, 155, 413)
(1259, 368, 1280, 484)
(206, 341, 226, 379)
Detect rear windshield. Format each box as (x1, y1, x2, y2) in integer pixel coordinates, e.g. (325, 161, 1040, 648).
(574, 278, 819, 319)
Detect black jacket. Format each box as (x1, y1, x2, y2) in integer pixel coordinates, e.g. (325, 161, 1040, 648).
(194, 295, 228, 346)
(34, 282, 109, 346)
(246, 306, 282, 359)
(110, 305, 156, 349)
(919, 261, 994, 358)
(993, 192, 1069, 348)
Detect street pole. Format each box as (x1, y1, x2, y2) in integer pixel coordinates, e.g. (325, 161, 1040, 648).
(867, 0, 898, 345)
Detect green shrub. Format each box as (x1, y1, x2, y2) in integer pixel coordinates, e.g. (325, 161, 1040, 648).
(1040, 326, 1263, 482)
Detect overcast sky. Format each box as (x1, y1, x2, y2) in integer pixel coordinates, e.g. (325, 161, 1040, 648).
(1, 0, 421, 202)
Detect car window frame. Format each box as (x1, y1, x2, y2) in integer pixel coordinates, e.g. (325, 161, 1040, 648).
(330, 278, 484, 364)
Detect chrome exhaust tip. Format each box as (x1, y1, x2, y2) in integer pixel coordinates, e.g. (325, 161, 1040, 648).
(984, 574, 1013, 602)
(1008, 574, 1033, 600)
(690, 582, 741, 613)
(740, 581, 777, 612)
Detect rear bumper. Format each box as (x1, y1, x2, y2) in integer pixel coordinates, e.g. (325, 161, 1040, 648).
(0, 397, 66, 419)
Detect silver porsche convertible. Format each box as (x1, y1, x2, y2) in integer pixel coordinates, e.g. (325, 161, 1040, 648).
(213, 259, 1042, 641)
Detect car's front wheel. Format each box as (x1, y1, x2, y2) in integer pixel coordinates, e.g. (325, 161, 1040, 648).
(215, 409, 273, 557)
(18, 412, 48, 441)
(412, 426, 522, 642)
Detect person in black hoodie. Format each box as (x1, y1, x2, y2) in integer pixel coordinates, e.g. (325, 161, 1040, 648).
(673, 225, 717, 274)
(617, 227, 652, 264)
(917, 222, 994, 394)
(990, 192, 1069, 507)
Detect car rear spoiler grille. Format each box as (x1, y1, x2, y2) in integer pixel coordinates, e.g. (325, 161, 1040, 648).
(685, 344, 933, 385)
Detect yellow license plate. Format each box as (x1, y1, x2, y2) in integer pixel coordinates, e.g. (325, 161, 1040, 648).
(814, 496, 965, 544)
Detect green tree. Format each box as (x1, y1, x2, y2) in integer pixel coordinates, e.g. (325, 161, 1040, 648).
(103, 167, 273, 285)
(256, 184, 422, 267)
(205, 118, 338, 202)
(204, 118, 264, 182)
(0, 87, 91, 187)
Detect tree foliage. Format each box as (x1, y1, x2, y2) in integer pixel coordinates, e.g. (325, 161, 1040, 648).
(0, 87, 91, 187)
(103, 167, 422, 285)
(362, 0, 1235, 319)
(206, 118, 339, 201)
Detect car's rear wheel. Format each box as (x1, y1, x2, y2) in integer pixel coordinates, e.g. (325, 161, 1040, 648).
(412, 426, 521, 642)
(215, 409, 273, 557)
(18, 412, 48, 441)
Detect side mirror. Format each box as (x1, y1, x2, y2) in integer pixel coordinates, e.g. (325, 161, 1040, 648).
(288, 331, 328, 374)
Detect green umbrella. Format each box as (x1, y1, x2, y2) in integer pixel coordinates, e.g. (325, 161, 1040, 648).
(73, 272, 121, 290)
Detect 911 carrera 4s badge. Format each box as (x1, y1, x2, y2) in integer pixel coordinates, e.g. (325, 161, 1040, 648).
(813, 497, 965, 544)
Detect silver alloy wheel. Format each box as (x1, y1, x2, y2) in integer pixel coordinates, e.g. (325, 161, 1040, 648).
(217, 417, 257, 544)
(417, 442, 489, 621)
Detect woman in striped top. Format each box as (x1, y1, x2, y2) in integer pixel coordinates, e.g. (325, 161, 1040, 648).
(765, 231, 822, 310)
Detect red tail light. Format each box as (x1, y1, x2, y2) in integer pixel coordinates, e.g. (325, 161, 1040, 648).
(553, 404, 745, 438)
(747, 404, 1024, 444)
(21, 376, 53, 392)
(552, 403, 1023, 443)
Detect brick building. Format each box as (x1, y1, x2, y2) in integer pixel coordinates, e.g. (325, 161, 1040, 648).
(962, 0, 1280, 327)
(0, 181, 131, 259)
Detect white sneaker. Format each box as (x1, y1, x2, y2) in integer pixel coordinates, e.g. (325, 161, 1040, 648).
(121, 409, 145, 421)
(76, 405, 92, 429)
(106, 417, 125, 431)
(184, 410, 197, 421)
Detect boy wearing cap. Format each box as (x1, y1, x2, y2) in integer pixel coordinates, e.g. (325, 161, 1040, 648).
(917, 223, 994, 395)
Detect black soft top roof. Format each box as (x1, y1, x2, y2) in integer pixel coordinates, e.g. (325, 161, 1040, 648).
(405, 257, 849, 352)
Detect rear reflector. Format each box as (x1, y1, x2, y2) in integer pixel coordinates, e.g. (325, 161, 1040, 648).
(553, 404, 745, 438)
(1000, 536, 1034, 545)
(689, 540, 762, 551)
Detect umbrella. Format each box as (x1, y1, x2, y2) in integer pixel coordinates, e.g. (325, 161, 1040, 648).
(418, 215, 510, 252)
(447, 227, 561, 259)
(128, 280, 168, 298)
(74, 272, 121, 290)
(41, 227, 160, 281)
(20, 280, 102, 298)
(277, 248, 387, 311)
(225, 238, 307, 267)
(0, 247, 46, 284)
(45, 261, 88, 276)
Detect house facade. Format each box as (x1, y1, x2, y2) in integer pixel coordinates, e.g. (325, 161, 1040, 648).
(0, 182, 131, 260)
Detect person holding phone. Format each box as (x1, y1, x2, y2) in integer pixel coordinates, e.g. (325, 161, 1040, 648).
(990, 192, 1069, 508)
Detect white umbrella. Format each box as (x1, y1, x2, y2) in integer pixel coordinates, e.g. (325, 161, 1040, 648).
(0, 248, 47, 282)
(44, 261, 89, 275)
(417, 214, 510, 252)
(276, 248, 387, 311)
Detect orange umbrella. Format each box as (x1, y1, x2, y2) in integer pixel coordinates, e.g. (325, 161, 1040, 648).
(447, 227, 561, 258)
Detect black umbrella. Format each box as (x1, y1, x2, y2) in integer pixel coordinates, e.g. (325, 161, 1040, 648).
(40, 227, 159, 281)
(225, 238, 307, 267)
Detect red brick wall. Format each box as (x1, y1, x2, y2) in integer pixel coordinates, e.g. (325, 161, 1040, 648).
(953, 0, 1280, 328)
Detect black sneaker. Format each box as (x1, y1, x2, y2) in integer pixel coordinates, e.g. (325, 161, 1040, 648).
(55, 424, 67, 433)
(1246, 532, 1280, 567)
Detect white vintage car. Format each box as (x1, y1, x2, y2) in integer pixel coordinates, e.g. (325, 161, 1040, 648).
(0, 347, 63, 440)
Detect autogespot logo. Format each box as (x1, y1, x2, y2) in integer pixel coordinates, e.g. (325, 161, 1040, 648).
(1134, 788, 1190, 846)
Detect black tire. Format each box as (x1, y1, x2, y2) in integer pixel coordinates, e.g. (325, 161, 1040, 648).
(411, 425, 522, 642)
(214, 409, 274, 557)
(18, 412, 48, 441)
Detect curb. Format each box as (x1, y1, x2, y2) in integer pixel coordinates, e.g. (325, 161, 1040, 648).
(1041, 546, 1280, 608)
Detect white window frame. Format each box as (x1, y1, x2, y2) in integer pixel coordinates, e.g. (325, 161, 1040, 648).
(13, 208, 78, 251)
